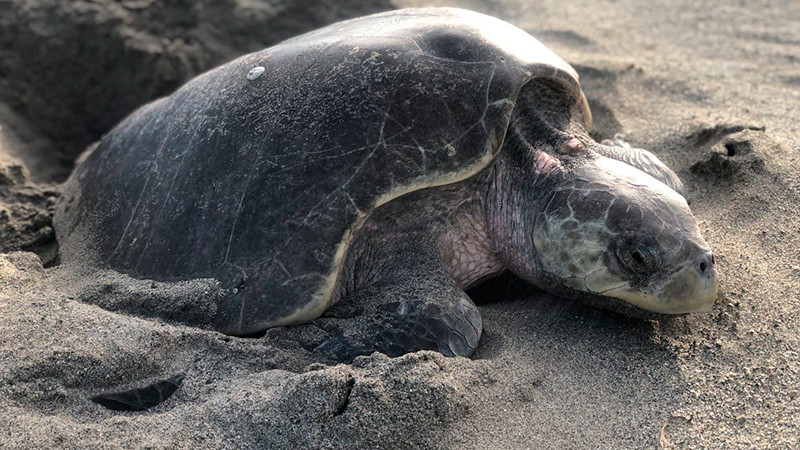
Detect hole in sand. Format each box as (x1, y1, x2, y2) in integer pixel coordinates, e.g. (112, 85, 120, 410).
(239, 329, 268, 339)
(466, 271, 540, 305)
(724, 140, 753, 157)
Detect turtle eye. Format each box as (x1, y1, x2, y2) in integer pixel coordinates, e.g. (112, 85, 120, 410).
(615, 236, 662, 275)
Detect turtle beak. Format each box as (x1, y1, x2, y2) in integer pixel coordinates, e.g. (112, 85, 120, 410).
(662, 251, 718, 313)
(602, 251, 718, 314)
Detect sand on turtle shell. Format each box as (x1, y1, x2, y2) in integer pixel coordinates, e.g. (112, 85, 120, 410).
(2, 0, 800, 448)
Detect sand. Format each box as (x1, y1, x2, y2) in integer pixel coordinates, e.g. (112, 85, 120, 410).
(1, 0, 799, 448)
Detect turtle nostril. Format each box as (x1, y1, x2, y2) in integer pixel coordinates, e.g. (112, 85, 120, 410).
(697, 252, 715, 276)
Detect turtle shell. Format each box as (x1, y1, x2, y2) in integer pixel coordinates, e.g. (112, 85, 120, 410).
(54, 7, 590, 334)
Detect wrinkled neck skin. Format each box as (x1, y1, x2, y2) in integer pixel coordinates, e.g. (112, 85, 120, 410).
(481, 125, 570, 291)
(480, 79, 593, 291)
(438, 134, 568, 291)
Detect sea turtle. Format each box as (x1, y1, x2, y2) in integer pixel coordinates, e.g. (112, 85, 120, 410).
(54, 7, 717, 363)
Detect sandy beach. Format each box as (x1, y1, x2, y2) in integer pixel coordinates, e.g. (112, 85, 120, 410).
(1, 0, 799, 448)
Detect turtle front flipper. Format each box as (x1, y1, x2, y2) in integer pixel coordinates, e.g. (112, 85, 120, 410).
(596, 136, 687, 197)
(309, 263, 483, 363)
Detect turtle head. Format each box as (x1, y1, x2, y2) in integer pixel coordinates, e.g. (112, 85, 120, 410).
(487, 77, 716, 315)
(532, 155, 717, 314)
(518, 154, 718, 315)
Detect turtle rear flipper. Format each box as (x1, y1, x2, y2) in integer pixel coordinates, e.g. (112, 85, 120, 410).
(91, 374, 184, 411)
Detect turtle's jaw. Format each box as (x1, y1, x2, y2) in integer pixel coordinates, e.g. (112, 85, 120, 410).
(602, 260, 718, 314)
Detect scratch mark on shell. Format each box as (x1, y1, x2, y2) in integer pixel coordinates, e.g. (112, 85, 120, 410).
(224, 152, 261, 264)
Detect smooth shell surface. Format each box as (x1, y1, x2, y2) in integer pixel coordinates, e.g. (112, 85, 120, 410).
(55, 8, 588, 334)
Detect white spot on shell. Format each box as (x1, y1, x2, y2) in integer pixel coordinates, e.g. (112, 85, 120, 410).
(247, 66, 265, 81)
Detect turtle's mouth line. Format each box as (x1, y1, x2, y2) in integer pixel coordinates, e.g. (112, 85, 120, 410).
(597, 266, 718, 315)
(532, 281, 671, 319)
(557, 264, 718, 318)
